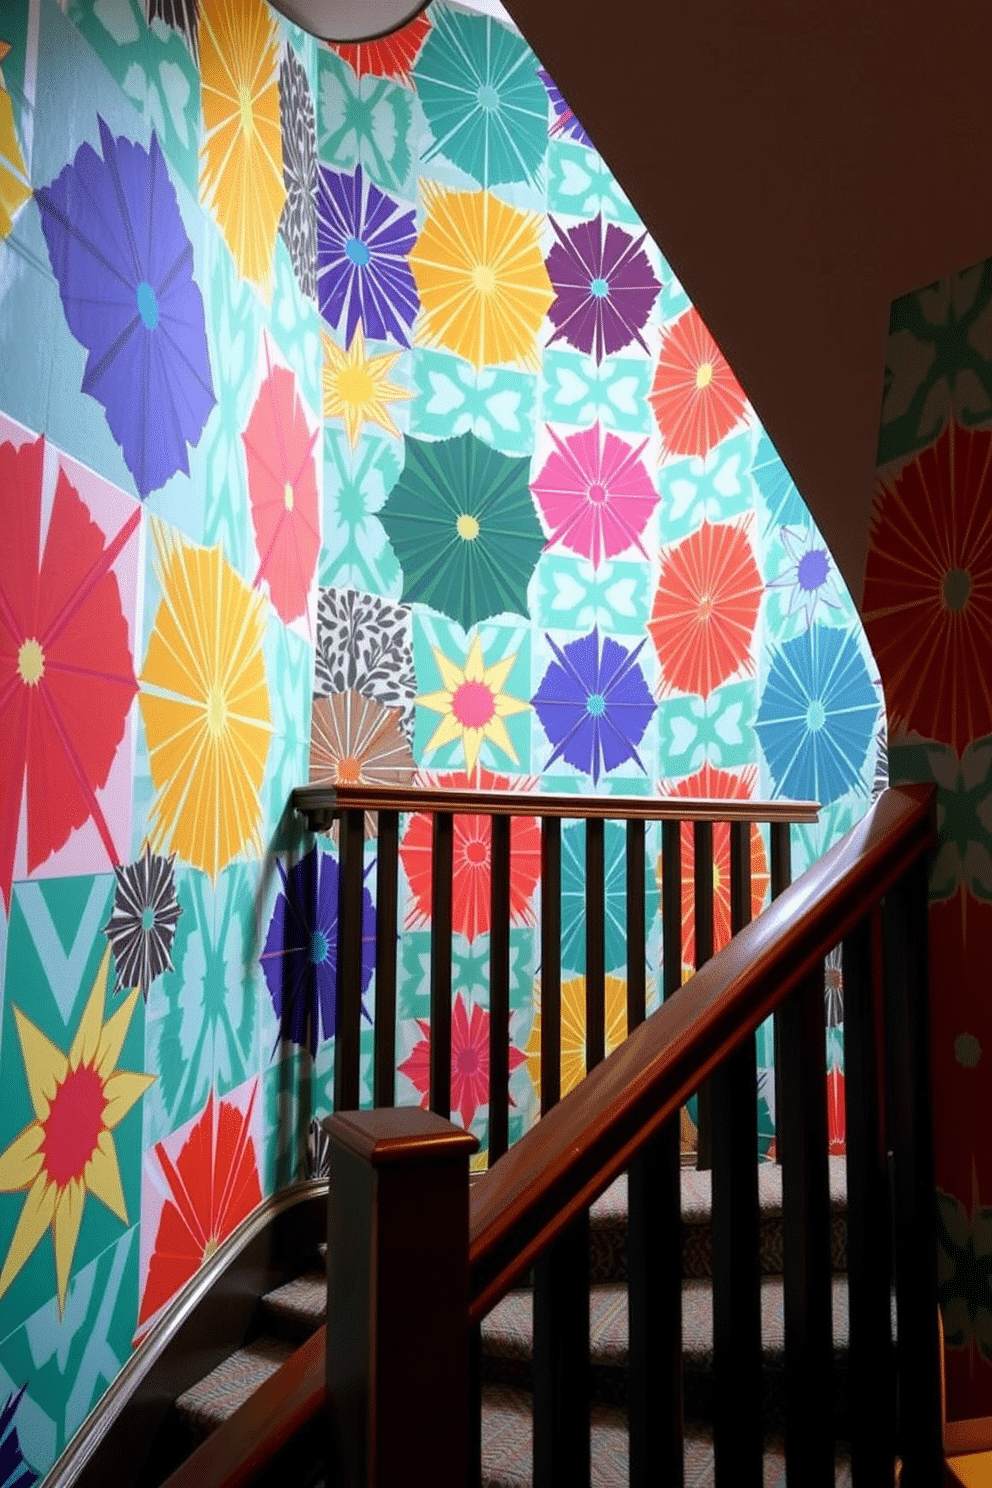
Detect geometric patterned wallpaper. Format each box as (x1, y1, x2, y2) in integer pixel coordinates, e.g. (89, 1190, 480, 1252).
(0, 0, 883, 1473)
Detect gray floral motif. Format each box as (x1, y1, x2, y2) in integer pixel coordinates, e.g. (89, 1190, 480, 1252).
(937, 1187, 992, 1361)
(315, 587, 416, 741)
(278, 43, 317, 302)
(307, 1116, 331, 1179)
(103, 844, 182, 999)
(824, 946, 843, 1028)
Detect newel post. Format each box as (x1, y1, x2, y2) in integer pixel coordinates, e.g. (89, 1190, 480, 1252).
(324, 1108, 479, 1488)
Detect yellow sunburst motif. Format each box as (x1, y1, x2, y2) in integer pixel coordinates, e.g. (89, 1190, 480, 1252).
(0, 947, 154, 1312)
(526, 974, 629, 1104)
(322, 326, 412, 450)
(198, 0, 285, 296)
(139, 522, 272, 880)
(409, 183, 554, 371)
(0, 42, 30, 239)
(418, 633, 529, 778)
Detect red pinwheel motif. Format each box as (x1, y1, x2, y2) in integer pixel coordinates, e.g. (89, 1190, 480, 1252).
(400, 770, 541, 943)
(649, 520, 762, 698)
(532, 424, 659, 567)
(243, 338, 320, 625)
(662, 764, 769, 969)
(0, 433, 138, 909)
(138, 1086, 262, 1326)
(332, 14, 430, 85)
(398, 991, 526, 1130)
(827, 1064, 846, 1156)
(650, 307, 748, 459)
(864, 418, 992, 754)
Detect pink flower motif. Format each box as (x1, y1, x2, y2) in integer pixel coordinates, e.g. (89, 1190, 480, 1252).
(399, 993, 526, 1130)
(532, 424, 659, 568)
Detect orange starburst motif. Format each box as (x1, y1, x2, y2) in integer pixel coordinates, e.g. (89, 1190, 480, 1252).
(649, 519, 762, 698)
(650, 307, 748, 459)
(657, 764, 769, 968)
(0, 946, 153, 1311)
(330, 14, 431, 85)
(864, 418, 992, 754)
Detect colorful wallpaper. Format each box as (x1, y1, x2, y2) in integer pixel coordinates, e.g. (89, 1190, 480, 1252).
(0, 0, 883, 1474)
(868, 258, 992, 1422)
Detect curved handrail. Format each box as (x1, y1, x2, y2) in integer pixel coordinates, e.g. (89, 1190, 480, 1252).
(467, 782, 936, 1319)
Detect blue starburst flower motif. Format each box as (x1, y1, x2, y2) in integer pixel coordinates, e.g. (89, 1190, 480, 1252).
(755, 626, 879, 805)
(260, 845, 375, 1054)
(35, 118, 215, 498)
(0, 1386, 37, 1488)
(532, 627, 656, 784)
(538, 67, 593, 147)
(315, 163, 418, 346)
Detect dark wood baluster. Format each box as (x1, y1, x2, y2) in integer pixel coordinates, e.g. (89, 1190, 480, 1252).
(711, 821, 761, 1486)
(628, 817, 684, 1488)
(770, 821, 792, 1166)
(626, 818, 646, 1031)
(334, 806, 365, 1112)
(843, 910, 895, 1485)
(585, 817, 605, 1072)
(541, 817, 562, 1116)
(533, 1211, 590, 1488)
(694, 818, 714, 1169)
(373, 809, 399, 1108)
(430, 811, 454, 1120)
(778, 966, 834, 1486)
(489, 813, 511, 1162)
(883, 858, 941, 1485)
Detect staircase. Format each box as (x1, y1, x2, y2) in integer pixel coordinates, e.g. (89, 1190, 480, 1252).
(159, 1157, 857, 1488)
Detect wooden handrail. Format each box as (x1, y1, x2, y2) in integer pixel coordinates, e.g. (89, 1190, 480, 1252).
(467, 782, 936, 1319)
(292, 780, 819, 829)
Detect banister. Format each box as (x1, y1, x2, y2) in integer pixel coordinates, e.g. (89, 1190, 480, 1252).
(466, 782, 936, 1319)
(292, 780, 820, 829)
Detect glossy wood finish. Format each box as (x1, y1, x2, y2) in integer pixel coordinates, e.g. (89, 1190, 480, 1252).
(843, 910, 895, 1484)
(628, 1125, 683, 1488)
(373, 810, 399, 1108)
(294, 781, 819, 829)
(770, 819, 792, 1167)
(626, 819, 647, 1029)
(430, 812, 453, 1119)
(711, 819, 761, 1487)
(540, 816, 562, 1116)
(533, 1213, 590, 1488)
(585, 817, 605, 1072)
(335, 807, 364, 1111)
(469, 785, 935, 1319)
(489, 814, 511, 1163)
(778, 967, 834, 1485)
(884, 857, 942, 1485)
(661, 819, 682, 1001)
(693, 818, 714, 1170)
(325, 1110, 478, 1488)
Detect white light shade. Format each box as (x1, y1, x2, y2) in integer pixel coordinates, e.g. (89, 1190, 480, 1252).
(267, 0, 428, 40)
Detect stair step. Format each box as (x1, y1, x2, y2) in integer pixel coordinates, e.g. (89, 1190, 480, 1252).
(479, 1385, 854, 1487)
(482, 1274, 868, 1419)
(588, 1156, 848, 1282)
(174, 1336, 296, 1443)
(260, 1270, 327, 1342)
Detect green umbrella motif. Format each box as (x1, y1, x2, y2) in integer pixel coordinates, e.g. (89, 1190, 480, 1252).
(380, 430, 545, 630)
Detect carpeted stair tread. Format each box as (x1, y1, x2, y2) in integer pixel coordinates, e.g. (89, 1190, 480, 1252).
(481, 1273, 863, 1402)
(260, 1270, 327, 1341)
(588, 1155, 848, 1281)
(175, 1335, 296, 1442)
(479, 1385, 853, 1487)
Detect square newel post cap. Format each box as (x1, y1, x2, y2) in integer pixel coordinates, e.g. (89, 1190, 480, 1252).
(322, 1107, 479, 1167)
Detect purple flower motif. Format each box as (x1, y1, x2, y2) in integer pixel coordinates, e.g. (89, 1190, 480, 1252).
(35, 118, 215, 498)
(0, 1386, 37, 1488)
(768, 526, 844, 628)
(538, 67, 592, 148)
(545, 214, 661, 364)
(532, 628, 656, 784)
(316, 163, 419, 346)
(260, 845, 375, 1055)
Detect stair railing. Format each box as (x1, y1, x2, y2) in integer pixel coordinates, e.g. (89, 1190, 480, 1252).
(310, 782, 939, 1488)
